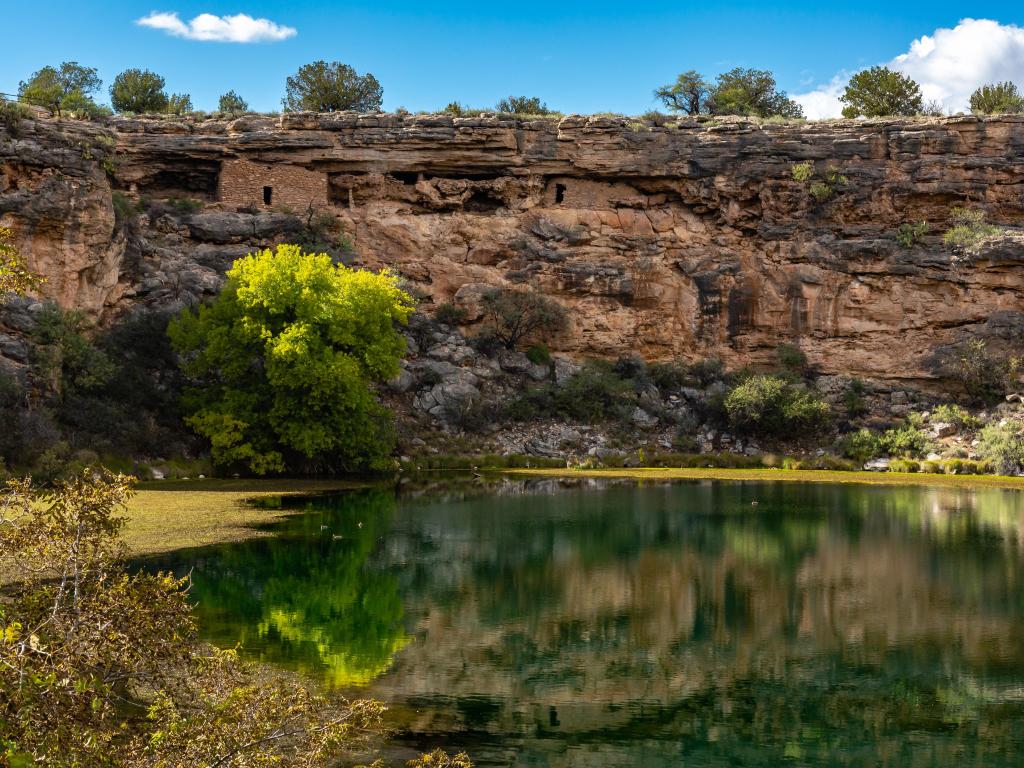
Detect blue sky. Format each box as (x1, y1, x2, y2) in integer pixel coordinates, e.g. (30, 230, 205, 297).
(3, 2, 1023, 116)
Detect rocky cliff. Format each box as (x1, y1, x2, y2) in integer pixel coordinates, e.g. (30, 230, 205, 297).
(3, 110, 1024, 385)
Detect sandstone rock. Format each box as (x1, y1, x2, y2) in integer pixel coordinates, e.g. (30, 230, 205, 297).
(929, 421, 956, 438)
(553, 357, 581, 386)
(9, 114, 1024, 389)
(864, 458, 891, 471)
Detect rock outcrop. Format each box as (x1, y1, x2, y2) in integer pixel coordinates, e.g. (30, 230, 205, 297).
(3, 110, 1024, 385)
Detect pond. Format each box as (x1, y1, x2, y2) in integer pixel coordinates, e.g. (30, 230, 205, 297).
(147, 477, 1024, 766)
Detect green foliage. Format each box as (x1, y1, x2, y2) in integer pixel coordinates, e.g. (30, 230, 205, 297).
(931, 403, 980, 431)
(509, 359, 636, 422)
(0, 101, 32, 137)
(791, 162, 814, 182)
(839, 428, 881, 463)
(946, 338, 1019, 405)
(111, 191, 139, 224)
(942, 207, 1001, 251)
(31, 305, 115, 400)
(0, 471, 402, 767)
(110, 68, 169, 114)
(969, 81, 1024, 114)
(654, 70, 709, 114)
(218, 89, 249, 114)
(480, 287, 568, 349)
(776, 343, 807, 376)
(495, 95, 554, 115)
(526, 342, 552, 366)
(434, 301, 468, 326)
(792, 164, 847, 201)
(977, 422, 1024, 476)
(843, 378, 868, 417)
(166, 196, 203, 214)
(706, 67, 804, 118)
(165, 92, 193, 115)
(648, 359, 689, 391)
(888, 458, 921, 473)
(169, 244, 415, 474)
(723, 374, 830, 438)
(0, 227, 44, 297)
(896, 220, 929, 247)
(17, 61, 102, 117)
(282, 60, 383, 112)
(840, 66, 923, 118)
(880, 424, 930, 458)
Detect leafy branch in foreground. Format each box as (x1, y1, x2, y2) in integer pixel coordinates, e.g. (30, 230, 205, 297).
(0, 470, 465, 767)
(0, 227, 44, 297)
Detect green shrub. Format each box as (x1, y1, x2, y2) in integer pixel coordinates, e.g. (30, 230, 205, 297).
(896, 220, 928, 247)
(930, 403, 980, 431)
(921, 461, 942, 473)
(977, 422, 1024, 476)
(218, 90, 249, 114)
(843, 378, 868, 417)
(724, 375, 830, 438)
(840, 428, 881, 463)
(791, 162, 814, 182)
(0, 100, 32, 137)
(776, 343, 808, 376)
(111, 192, 140, 223)
(942, 207, 1000, 250)
(649, 360, 689, 391)
(889, 458, 920, 473)
(526, 343, 551, 366)
(689, 357, 724, 386)
(167, 197, 204, 214)
(508, 359, 634, 422)
(110, 68, 169, 113)
(880, 424, 930, 458)
(434, 302, 468, 326)
(946, 339, 1019, 406)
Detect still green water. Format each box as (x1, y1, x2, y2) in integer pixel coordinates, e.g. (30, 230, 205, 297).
(150, 477, 1024, 766)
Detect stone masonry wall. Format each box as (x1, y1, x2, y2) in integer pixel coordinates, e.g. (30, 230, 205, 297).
(218, 158, 328, 211)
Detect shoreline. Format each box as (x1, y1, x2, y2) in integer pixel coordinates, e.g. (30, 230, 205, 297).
(125, 478, 371, 557)
(503, 466, 1024, 490)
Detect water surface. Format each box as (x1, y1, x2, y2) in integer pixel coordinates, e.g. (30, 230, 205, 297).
(150, 477, 1024, 766)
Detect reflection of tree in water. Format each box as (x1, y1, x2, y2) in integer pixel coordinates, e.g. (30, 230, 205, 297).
(186, 489, 408, 687)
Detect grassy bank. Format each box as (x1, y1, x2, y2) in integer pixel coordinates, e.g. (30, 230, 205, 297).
(506, 466, 1024, 490)
(125, 479, 370, 556)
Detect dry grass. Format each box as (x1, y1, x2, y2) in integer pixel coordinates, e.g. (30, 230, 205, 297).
(124, 479, 370, 556)
(506, 467, 1024, 490)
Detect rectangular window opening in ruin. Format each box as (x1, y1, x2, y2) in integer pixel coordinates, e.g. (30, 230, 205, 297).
(263, 186, 273, 205)
(555, 184, 566, 204)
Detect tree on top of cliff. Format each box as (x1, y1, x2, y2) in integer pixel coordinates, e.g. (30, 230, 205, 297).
(218, 89, 249, 115)
(494, 96, 554, 115)
(110, 68, 170, 114)
(705, 68, 804, 118)
(840, 67, 923, 118)
(17, 61, 102, 118)
(654, 70, 710, 115)
(282, 60, 383, 112)
(168, 244, 415, 474)
(970, 82, 1024, 114)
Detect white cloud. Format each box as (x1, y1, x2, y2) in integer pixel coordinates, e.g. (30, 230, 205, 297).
(795, 18, 1024, 118)
(137, 11, 296, 43)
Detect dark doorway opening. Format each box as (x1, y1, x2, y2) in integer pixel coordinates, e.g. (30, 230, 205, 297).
(263, 186, 273, 205)
(555, 184, 566, 204)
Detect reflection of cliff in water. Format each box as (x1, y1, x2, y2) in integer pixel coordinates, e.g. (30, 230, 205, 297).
(367, 481, 1024, 765)
(151, 479, 1024, 766)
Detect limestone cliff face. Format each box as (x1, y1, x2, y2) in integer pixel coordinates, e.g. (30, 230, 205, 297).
(3, 111, 1024, 385)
